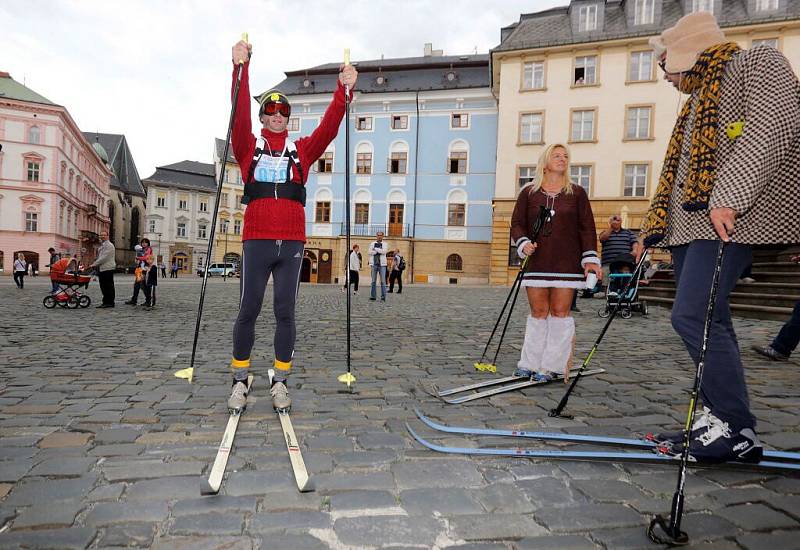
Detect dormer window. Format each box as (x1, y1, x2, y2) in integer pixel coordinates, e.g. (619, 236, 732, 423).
(755, 0, 778, 11)
(578, 4, 598, 31)
(634, 0, 655, 25)
(691, 0, 714, 12)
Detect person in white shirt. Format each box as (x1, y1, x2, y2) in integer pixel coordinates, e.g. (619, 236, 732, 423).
(342, 244, 362, 294)
(368, 231, 389, 301)
(13, 253, 27, 289)
(388, 248, 404, 294)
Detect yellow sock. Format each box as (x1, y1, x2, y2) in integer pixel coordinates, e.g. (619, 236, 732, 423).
(274, 358, 292, 372)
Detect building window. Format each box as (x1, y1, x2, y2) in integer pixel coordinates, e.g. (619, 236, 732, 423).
(578, 4, 598, 31)
(691, 0, 714, 12)
(178, 197, 188, 210)
(234, 219, 241, 235)
(198, 223, 207, 239)
(356, 152, 372, 174)
(446, 254, 463, 271)
(629, 51, 653, 81)
(177, 223, 186, 238)
(236, 195, 243, 209)
(448, 203, 466, 226)
(26, 161, 41, 182)
(157, 194, 166, 208)
(200, 199, 208, 213)
(355, 203, 369, 225)
(25, 212, 38, 232)
(220, 220, 229, 233)
(522, 61, 545, 89)
(624, 164, 649, 197)
(221, 193, 228, 207)
(29, 126, 41, 144)
(634, 0, 655, 25)
(315, 201, 331, 223)
(574, 56, 597, 85)
(570, 165, 592, 194)
(317, 152, 334, 173)
(519, 113, 544, 144)
(626, 106, 653, 139)
(391, 115, 408, 130)
(518, 165, 536, 189)
(755, 0, 778, 11)
(752, 38, 779, 49)
(149, 219, 156, 233)
(356, 116, 372, 131)
(451, 113, 469, 128)
(389, 152, 407, 174)
(448, 151, 468, 174)
(287, 117, 300, 132)
(571, 109, 596, 142)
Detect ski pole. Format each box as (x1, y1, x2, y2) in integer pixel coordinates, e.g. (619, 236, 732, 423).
(549, 247, 650, 418)
(338, 48, 356, 390)
(476, 206, 551, 372)
(648, 241, 726, 546)
(178, 32, 248, 384)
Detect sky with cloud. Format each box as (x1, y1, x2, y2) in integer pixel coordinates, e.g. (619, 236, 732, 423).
(2, 0, 568, 179)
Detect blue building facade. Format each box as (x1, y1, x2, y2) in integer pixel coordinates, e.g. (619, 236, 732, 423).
(267, 50, 497, 284)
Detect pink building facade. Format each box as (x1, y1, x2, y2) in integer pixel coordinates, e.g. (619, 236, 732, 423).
(0, 71, 112, 273)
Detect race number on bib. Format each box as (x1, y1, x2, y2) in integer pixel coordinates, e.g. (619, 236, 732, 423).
(254, 155, 289, 183)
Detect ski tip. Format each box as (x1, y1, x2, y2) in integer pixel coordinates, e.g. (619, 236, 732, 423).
(199, 480, 220, 496)
(298, 478, 315, 493)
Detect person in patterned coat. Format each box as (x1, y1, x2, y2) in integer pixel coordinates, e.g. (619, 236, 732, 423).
(638, 12, 800, 463)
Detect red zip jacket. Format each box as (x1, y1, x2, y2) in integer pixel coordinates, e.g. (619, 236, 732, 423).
(230, 61, 349, 242)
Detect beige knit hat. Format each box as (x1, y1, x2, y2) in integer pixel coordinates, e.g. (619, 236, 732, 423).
(650, 11, 726, 73)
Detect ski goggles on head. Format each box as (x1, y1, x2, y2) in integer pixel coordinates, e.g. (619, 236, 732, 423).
(262, 102, 291, 117)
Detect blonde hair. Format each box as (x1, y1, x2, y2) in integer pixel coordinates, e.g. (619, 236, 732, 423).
(530, 143, 574, 195)
(17, 253, 25, 261)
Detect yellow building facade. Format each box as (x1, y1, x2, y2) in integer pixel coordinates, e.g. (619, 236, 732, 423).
(490, 1, 800, 285)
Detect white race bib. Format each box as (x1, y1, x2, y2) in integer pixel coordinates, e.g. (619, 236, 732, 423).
(254, 154, 289, 183)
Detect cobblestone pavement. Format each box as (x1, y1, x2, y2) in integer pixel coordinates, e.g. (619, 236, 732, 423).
(0, 275, 798, 549)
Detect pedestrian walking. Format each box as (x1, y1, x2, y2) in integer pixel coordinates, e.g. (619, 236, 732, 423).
(752, 255, 800, 361)
(46, 247, 60, 293)
(91, 231, 117, 308)
(140, 239, 157, 308)
(125, 244, 145, 305)
(13, 253, 27, 289)
(160, 261, 167, 278)
(368, 232, 389, 302)
(224, 38, 357, 413)
(388, 248, 404, 294)
(343, 244, 361, 294)
(640, 12, 800, 463)
(511, 143, 601, 382)
(171, 262, 178, 278)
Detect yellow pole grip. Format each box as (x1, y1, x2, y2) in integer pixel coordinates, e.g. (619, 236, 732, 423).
(344, 48, 350, 66)
(238, 33, 249, 65)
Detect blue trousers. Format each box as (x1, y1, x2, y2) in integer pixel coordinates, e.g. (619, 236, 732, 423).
(772, 300, 800, 357)
(371, 264, 386, 299)
(671, 240, 755, 431)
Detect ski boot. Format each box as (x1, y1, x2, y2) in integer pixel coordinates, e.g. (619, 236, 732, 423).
(646, 406, 713, 447)
(270, 377, 291, 412)
(228, 378, 249, 414)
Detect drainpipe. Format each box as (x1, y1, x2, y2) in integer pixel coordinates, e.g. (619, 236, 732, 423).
(410, 90, 420, 283)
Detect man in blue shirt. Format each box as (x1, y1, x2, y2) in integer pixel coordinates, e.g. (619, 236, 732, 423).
(596, 215, 638, 296)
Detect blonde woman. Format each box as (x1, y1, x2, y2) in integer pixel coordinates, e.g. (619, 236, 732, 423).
(510, 144, 601, 381)
(13, 253, 27, 289)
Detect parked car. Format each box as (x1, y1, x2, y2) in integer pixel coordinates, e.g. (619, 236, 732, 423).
(198, 262, 237, 277)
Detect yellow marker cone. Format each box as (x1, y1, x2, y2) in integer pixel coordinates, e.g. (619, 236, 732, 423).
(174, 367, 194, 382)
(474, 362, 497, 373)
(338, 372, 356, 387)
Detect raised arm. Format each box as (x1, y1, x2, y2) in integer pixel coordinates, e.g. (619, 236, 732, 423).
(230, 40, 256, 181)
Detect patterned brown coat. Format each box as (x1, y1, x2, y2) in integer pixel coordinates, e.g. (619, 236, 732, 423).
(655, 45, 800, 247)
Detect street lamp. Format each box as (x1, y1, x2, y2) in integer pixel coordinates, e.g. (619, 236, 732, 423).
(222, 220, 229, 282)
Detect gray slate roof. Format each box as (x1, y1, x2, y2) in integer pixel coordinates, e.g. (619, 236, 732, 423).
(82, 132, 146, 197)
(143, 161, 217, 192)
(266, 54, 489, 97)
(215, 138, 236, 164)
(495, 0, 800, 52)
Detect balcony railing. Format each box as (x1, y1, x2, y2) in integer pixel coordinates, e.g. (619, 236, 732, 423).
(338, 223, 411, 238)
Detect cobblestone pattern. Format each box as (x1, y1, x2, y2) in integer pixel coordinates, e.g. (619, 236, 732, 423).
(0, 276, 798, 549)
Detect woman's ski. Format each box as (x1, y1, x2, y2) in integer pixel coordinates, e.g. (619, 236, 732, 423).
(406, 422, 800, 472)
(269, 369, 314, 492)
(201, 375, 254, 495)
(432, 369, 605, 404)
(413, 408, 800, 462)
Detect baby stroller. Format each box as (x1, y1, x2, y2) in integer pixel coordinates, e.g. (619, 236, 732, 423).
(598, 253, 647, 319)
(43, 258, 93, 309)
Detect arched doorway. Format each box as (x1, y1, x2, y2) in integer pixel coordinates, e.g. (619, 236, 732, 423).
(301, 250, 317, 283)
(107, 201, 116, 244)
(301, 258, 311, 283)
(0, 251, 4, 272)
(130, 207, 140, 250)
(172, 252, 188, 272)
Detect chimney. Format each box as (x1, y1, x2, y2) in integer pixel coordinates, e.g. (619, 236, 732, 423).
(0, 71, 10, 78)
(423, 43, 443, 57)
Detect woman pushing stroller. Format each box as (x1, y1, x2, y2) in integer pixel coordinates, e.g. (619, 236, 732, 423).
(511, 143, 601, 382)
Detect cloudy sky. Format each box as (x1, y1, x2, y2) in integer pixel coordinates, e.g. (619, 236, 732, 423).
(2, 0, 568, 179)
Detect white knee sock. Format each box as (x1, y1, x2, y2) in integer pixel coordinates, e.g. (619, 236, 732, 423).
(542, 316, 575, 375)
(518, 316, 548, 372)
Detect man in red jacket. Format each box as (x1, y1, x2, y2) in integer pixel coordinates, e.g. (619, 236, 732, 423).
(227, 39, 358, 413)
